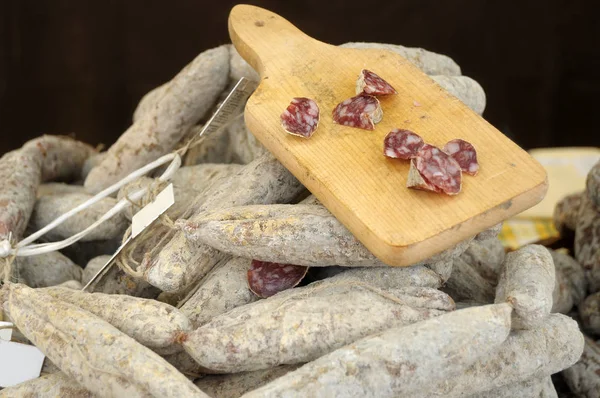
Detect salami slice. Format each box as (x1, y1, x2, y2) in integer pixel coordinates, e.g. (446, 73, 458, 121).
(332, 95, 382, 131)
(280, 97, 320, 138)
(443, 139, 479, 176)
(356, 69, 397, 96)
(248, 260, 309, 298)
(383, 129, 425, 159)
(407, 144, 462, 195)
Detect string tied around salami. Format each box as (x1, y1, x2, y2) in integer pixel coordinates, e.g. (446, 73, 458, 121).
(0, 78, 257, 269)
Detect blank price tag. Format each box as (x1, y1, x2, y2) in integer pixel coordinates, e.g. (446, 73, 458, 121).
(0, 340, 45, 387)
(131, 183, 175, 239)
(0, 322, 13, 341)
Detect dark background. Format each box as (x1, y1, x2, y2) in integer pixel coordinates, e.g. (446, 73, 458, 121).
(1, 0, 598, 154)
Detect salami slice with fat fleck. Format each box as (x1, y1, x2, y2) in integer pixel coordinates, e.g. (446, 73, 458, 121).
(248, 260, 309, 298)
(280, 97, 320, 138)
(384, 129, 424, 159)
(407, 144, 462, 195)
(356, 69, 397, 96)
(443, 139, 479, 176)
(332, 95, 382, 131)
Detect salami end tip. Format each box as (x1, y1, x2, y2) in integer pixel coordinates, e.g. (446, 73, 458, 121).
(356, 69, 398, 96)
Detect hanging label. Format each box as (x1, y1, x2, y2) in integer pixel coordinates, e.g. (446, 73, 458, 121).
(0, 340, 45, 387)
(83, 183, 175, 292)
(0, 321, 12, 341)
(131, 183, 175, 239)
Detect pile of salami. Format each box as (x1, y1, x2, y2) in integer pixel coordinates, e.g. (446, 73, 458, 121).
(552, 159, 600, 397)
(0, 42, 592, 398)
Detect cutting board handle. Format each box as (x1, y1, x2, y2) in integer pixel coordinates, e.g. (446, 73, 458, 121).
(228, 4, 324, 77)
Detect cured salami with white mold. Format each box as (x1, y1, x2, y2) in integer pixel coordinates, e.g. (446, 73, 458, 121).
(332, 95, 382, 130)
(0, 149, 42, 240)
(242, 304, 511, 398)
(182, 203, 473, 268)
(2, 283, 207, 397)
(587, 159, 600, 208)
(443, 138, 479, 176)
(280, 97, 320, 138)
(553, 192, 583, 233)
(85, 45, 229, 193)
(562, 337, 600, 398)
(143, 154, 305, 293)
(182, 282, 455, 373)
(407, 144, 462, 195)
(0, 372, 94, 397)
(179, 257, 259, 328)
(355, 69, 397, 96)
(23, 135, 96, 182)
(247, 260, 309, 298)
(383, 129, 424, 159)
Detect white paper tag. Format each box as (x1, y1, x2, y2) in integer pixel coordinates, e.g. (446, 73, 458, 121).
(0, 340, 45, 387)
(0, 322, 13, 342)
(131, 183, 175, 239)
(83, 183, 175, 291)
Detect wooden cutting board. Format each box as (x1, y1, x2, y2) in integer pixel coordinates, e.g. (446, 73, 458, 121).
(228, 4, 548, 266)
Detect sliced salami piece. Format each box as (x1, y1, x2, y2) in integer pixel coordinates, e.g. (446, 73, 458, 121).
(383, 129, 425, 159)
(443, 139, 479, 176)
(407, 144, 462, 195)
(332, 95, 382, 131)
(248, 260, 309, 298)
(280, 97, 320, 138)
(356, 69, 397, 96)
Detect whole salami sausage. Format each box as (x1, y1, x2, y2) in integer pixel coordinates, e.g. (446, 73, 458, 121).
(0, 149, 42, 240)
(332, 95, 382, 131)
(280, 98, 320, 138)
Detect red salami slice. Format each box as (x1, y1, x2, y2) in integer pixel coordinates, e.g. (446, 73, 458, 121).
(407, 144, 462, 195)
(356, 69, 397, 96)
(332, 95, 382, 131)
(383, 129, 425, 159)
(280, 97, 320, 138)
(248, 260, 309, 298)
(443, 139, 479, 176)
